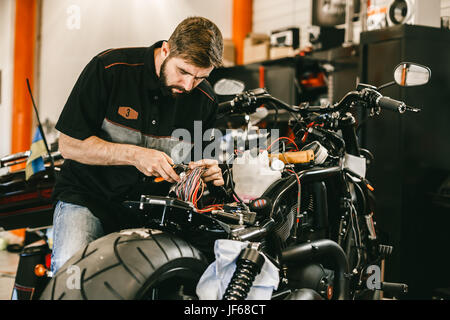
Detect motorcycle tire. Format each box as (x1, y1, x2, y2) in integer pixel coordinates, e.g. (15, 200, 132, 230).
(39, 228, 209, 300)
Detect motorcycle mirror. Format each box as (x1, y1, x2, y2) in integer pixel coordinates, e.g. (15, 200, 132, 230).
(213, 79, 245, 96)
(393, 62, 431, 87)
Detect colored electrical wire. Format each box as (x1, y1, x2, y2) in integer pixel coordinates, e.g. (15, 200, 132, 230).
(173, 166, 225, 213)
(196, 204, 224, 213)
(174, 167, 205, 208)
(267, 137, 299, 152)
(301, 121, 324, 143)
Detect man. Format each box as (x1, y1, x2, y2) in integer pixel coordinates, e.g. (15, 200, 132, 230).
(51, 16, 225, 274)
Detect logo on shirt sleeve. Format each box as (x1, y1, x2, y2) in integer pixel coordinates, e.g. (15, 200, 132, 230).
(118, 106, 139, 120)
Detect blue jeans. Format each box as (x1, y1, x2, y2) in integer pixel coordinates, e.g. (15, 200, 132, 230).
(50, 201, 104, 274)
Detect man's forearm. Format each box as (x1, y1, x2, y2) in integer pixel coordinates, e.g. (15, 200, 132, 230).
(59, 133, 138, 166)
(59, 132, 180, 182)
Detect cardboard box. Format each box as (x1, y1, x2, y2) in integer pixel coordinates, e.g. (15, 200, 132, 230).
(270, 46, 297, 60)
(243, 33, 270, 64)
(222, 39, 235, 67)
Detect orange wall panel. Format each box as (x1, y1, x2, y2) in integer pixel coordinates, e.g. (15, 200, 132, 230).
(11, 0, 38, 155)
(232, 0, 252, 65)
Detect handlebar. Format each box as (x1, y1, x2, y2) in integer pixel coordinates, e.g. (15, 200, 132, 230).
(376, 96, 406, 113)
(217, 88, 300, 115)
(217, 88, 268, 115)
(217, 100, 234, 114)
(217, 87, 420, 117)
(376, 95, 421, 113)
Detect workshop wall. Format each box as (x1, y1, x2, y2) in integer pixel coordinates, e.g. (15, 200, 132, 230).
(38, 0, 233, 137)
(0, 0, 15, 157)
(1, 0, 450, 156)
(253, 0, 450, 50)
(253, 0, 312, 50)
(443, 0, 450, 16)
(252, 0, 368, 49)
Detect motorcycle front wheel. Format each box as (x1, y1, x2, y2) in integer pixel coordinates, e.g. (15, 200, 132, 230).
(39, 229, 208, 300)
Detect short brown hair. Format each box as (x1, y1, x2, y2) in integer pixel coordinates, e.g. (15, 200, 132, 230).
(168, 16, 223, 68)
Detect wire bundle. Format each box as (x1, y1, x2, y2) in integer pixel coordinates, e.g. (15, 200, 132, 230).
(174, 167, 205, 208)
(173, 166, 225, 213)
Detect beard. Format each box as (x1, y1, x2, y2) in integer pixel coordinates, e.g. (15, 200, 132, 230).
(159, 58, 190, 98)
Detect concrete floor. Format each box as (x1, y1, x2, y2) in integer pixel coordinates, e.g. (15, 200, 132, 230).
(0, 250, 19, 300)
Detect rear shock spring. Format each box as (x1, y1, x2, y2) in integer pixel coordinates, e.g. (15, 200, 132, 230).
(222, 243, 265, 300)
(306, 193, 315, 212)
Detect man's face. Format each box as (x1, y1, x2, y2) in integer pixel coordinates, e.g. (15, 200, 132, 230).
(159, 56, 213, 97)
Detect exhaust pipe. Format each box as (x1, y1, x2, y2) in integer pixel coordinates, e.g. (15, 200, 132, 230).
(281, 239, 350, 300)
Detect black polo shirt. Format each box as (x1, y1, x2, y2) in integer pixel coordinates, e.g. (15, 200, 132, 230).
(53, 41, 218, 232)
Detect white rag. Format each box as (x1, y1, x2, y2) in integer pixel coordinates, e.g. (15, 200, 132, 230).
(196, 239, 279, 300)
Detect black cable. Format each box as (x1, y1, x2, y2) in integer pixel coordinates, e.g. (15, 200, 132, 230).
(269, 102, 279, 131)
(351, 177, 368, 216)
(271, 100, 302, 125)
(287, 105, 301, 123)
(225, 162, 248, 210)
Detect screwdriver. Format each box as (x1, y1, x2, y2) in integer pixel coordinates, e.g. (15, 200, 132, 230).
(154, 164, 188, 183)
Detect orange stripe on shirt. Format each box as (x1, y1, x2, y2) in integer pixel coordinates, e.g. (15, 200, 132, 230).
(98, 47, 144, 57)
(196, 87, 215, 102)
(104, 62, 144, 69)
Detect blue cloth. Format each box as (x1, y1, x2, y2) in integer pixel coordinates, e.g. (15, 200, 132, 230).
(196, 239, 279, 300)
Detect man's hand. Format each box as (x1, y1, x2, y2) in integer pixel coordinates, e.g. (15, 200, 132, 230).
(58, 133, 180, 183)
(189, 159, 224, 186)
(133, 148, 180, 183)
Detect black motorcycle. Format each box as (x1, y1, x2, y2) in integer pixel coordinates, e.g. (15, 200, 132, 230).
(1, 62, 430, 300)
